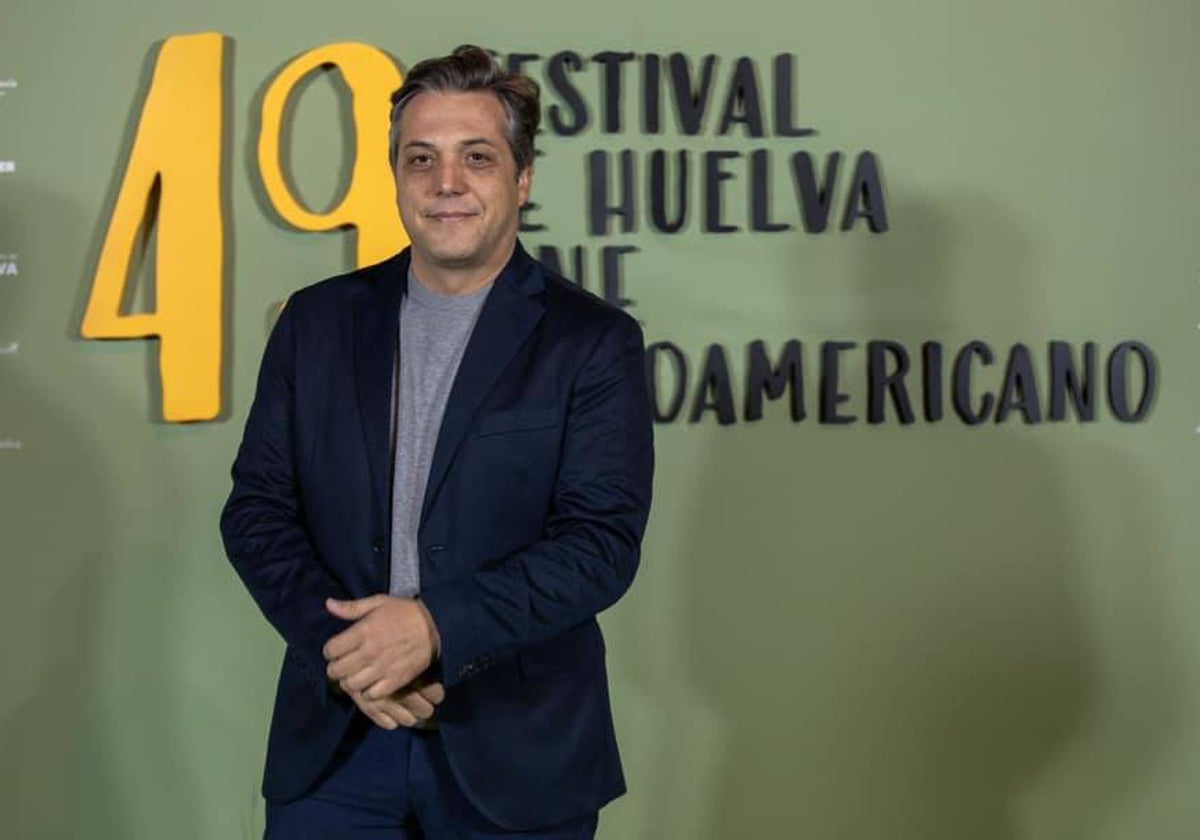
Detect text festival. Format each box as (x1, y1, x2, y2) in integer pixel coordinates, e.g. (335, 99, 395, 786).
(83, 34, 1156, 425)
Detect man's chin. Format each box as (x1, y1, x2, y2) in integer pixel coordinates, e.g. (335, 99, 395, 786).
(409, 243, 488, 273)
(420, 247, 478, 268)
(411, 232, 515, 273)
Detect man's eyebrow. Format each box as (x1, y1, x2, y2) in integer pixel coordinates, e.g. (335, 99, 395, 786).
(401, 138, 499, 151)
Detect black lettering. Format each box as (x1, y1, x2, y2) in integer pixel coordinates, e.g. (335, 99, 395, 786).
(996, 343, 1043, 423)
(592, 51, 636, 133)
(667, 53, 718, 135)
(505, 52, 540, 78)
(717, 57, 765, 137)
(791, 151, 841, 233)
(646, 341, 688, 423)
(1107, 341, 1157, 422)
(867, 340, 914, 424)
(772, 54, 815, 138)
(704, 151, 740, 233)
(745, 339, 805, 421)
(750, 150, 790, 232)
(922, 341, 944, 422)
(602, 245, 638, 312)
(649, 150, 689, 233)
(642, 54, 662, 134)
(689, 344, 737, 425)
(819, 341, 857, 424)
(535, 245, 587, 289)
(519, 201, 546, 232)
(840, 151, 889, 233)
(546, 51, 588, 136)
(1049, 341, 1096, 421)
(588, 150, 636, 235)
(952, 341, 995, 425)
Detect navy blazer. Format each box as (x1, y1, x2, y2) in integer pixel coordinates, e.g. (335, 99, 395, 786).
(220, 243, 654, 829)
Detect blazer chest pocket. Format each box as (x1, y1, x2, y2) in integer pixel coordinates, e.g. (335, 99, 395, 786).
(475, 408, 560, 438)
(518, 622, 605, 680)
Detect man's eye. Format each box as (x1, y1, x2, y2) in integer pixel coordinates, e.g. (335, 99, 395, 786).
(408, 154, 432, 167)
(467, 151, 492, 165)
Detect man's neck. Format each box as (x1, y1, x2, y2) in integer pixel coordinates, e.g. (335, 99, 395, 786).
(410, 242, 516, 296)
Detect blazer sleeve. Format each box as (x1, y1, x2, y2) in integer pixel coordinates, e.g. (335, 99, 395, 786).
(219, 301, 353, 703)
(419, 313, 654, 686)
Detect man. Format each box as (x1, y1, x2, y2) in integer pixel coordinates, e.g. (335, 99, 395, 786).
(220, 45, 654, 838)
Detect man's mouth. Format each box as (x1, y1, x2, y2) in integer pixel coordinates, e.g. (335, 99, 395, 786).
(428, 211, 478, 222)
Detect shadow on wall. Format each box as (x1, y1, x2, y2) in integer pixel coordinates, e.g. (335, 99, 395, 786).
(0, 109, 203, 837)
(621, 195, 1180, 839)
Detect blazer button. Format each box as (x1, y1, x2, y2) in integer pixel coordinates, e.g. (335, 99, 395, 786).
(372, 541, 384, 555)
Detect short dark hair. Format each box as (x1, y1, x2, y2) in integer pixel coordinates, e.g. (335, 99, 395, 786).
(388, 45, 540, 176)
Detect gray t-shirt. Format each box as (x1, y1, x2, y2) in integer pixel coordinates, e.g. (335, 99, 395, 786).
(389, 270, 491, 597)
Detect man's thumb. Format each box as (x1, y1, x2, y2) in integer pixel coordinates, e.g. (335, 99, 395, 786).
(326, 596, 380, 619)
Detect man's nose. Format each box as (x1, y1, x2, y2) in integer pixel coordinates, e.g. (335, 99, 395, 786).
(434, 158, 466, 195)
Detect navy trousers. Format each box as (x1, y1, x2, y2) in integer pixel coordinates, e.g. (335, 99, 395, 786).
(265, 716, 599, 839)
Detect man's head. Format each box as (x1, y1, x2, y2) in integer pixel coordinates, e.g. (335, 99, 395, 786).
(388, 46, 540, 283)
(389, 46, 539, 175)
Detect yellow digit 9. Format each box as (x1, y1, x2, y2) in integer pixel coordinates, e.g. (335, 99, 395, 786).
(258, 42, 408, 268)
(82, 33, 226, 422)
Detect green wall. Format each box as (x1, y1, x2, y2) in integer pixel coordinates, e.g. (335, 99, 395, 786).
(2, 0, 1199, 836)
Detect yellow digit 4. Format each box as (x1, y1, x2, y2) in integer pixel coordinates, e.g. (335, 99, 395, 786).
(81, 33, 226, 422)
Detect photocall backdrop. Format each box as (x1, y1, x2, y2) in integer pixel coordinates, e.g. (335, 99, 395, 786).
(2, 0, 1199, 837)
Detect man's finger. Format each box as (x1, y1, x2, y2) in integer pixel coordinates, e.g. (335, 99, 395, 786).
(325, 648, 370, 681)
(351, 692, 398, 730)
(377, 698, 418, 728)
(369, 708, 398, 730)
(416, 682, 445, 705)
(396, 691, 435, 721)
(322, 625, 364, 662)
(364, 676, 403, 701)
(325, 595, 385, 621)
(339, 665, 383, 694)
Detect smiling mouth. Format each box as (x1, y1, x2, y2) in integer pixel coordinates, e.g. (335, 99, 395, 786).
(428, 212, 478, 222)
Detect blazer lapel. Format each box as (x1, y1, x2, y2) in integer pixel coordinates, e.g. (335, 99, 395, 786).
(420, 246, 546, 524)
(353, 252, 407, 530)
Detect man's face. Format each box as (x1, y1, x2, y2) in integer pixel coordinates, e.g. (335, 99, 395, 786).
(393, 91, 531, 276)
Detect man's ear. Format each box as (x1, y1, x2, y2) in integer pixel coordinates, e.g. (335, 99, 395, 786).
(517, 165, 533, 206)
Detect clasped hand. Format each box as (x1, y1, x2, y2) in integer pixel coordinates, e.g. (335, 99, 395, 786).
(323, 595, 443, 729)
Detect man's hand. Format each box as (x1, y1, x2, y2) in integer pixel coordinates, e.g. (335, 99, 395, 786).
(323, 595, 441, 699)
(346, 679, 446, 730)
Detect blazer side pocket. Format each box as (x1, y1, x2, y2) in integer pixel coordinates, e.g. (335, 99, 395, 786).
(474, 408, 560, 438)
